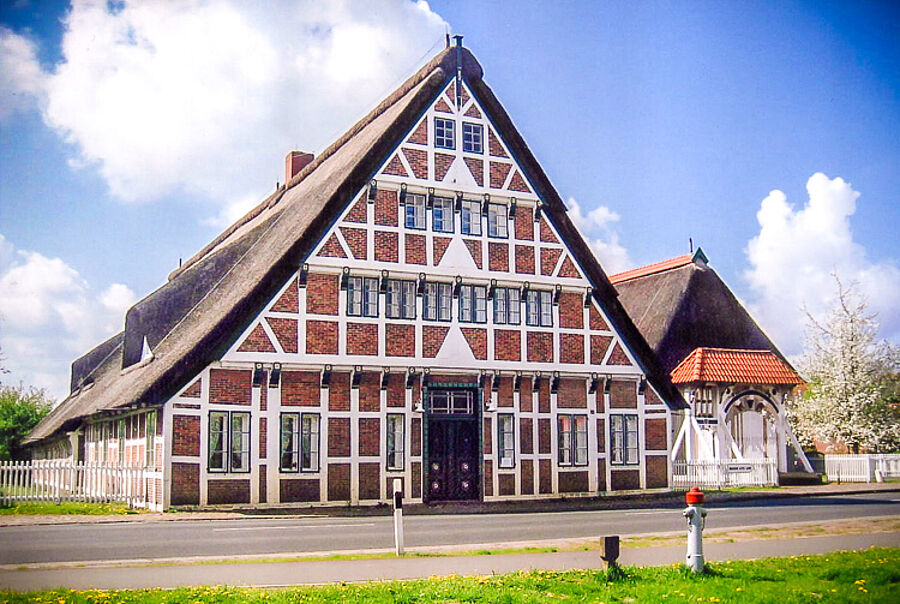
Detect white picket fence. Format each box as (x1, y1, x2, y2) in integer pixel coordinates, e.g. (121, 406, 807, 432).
(0, 461, 151, 508)
(824, 454, 900, 483)
(673, 459, 779, 489)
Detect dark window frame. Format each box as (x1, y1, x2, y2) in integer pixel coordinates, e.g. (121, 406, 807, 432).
(487, 203, 509, 238)
(610, 413, 639, 466)
(434, 117, 455, 150)
(432, 195, 455, 233)
(460, 199, 482, 235)
(493, 286, 521, 325)
(458, 284, 488, 324)
(386, 413, 405, 471)
(557, 414, 588, 467)
(498, 413, 515, 468)
(462, 122, 483, 154)
(385, 279, 417, 320)
(208, 410, 251, 474)
(346, 276, 379, 317)
(280, 412, 320, 473)
(525, 289, 553, 327)
(423, 281, 452, 322)
(405, 193, 426, 230)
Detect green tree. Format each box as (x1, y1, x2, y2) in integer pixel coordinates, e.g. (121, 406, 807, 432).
(0, 384, 53, 461)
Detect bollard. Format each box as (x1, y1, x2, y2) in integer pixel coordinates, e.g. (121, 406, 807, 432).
(682, 486, 707, 573)
(393, 478, 405, 555)
(599, 535, 620, 571)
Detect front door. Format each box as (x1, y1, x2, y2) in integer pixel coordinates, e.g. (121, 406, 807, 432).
(425, 388, 480, 502)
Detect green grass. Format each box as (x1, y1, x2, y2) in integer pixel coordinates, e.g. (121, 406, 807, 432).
(2, 548, 897, 603)
(0, 502, 140, 516)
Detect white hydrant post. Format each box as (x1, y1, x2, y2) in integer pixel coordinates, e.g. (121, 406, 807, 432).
(682, 486, 707, 573)
(393, 478, 405, 556)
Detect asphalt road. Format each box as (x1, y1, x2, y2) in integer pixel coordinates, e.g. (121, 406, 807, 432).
(1, 491, 898, 565)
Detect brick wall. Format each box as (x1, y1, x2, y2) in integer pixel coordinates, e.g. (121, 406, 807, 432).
(433, 237, 451, 265)
(182, 379, 202, 398)
(386, 324, 415, 357)
(645, 418, 667, 450)
(497, 376, 514, 407)
(589, 306, 610, 330)
(339, 227, 367, 260)
(591, 335, 613, 365)
(559, 333, 585, 364)
(494, 329, 521, 361)
(515, 210, 533, 240)
(171, 463, 199, 505)
(514, 244, 534, 274)
(207, 479, 250, 505)
(483, 459, 493, 496)
(172, 415, 200, 456)
(520, 417, 533, 454)
(558, 471, 588, 493)
(329, 372, 350, 411)
(359, 372, 381, 412)
(359, 462, 381, 500)
(558, 292, 583, 329)
(328, 463, 351, 501)
(608, 342, 632, 366)
(610, 469, 641, 491)
(557, 377, 586, 408)
(328, 417, 350, 457)
(489, 161, 511, 188)
(609, 380, 637, 408)
(540, 247, 561, 276)
(539, 459, 552, 494)
(539, 218, 558, 243)
(538, 418, 551, 454)
(464, 157, 484, 187)
(306, 273, 339, 315)
(237, 324, 276, 353)
(374, 231, 399, 262)
(282, 371, 320, 406)
(209, 369, 251, 405)
(281, 478, 320, 502)
(359, 417, 380, 456)
(498, 473, 515, 496)
(422, 325, 449, 358)
(488, 242, 509, 272)
(403, 148, 427, 179)
(375, 189, 398, 227)
(346, 322, 378, 356)
(345, 198, 367, 223)
(646, 455, 668, 488)
(526, 332, 553, 363)
(405, 234, 426, 265)
(434, 152, 453, 181)
(267, 317, 298, 353)
(271, 278, 299, 313)
(306, 320, 338, 354)
(461, 327, 487, 360)
(521, 459, 534, 495)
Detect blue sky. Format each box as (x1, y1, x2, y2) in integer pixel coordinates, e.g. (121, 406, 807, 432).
(0, 0, 897, 399)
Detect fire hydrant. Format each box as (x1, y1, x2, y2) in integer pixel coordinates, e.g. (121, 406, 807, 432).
(682, 486, 707, 573)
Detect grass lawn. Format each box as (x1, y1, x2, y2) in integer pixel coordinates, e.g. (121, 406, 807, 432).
(0, 502, 140, 516)
(3, 548, 897, 603)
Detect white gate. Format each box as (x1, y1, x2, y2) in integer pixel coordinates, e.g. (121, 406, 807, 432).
(673, 459, 778, 489)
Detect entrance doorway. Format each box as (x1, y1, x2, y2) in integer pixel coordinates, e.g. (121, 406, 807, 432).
(425, 388, 480, 502)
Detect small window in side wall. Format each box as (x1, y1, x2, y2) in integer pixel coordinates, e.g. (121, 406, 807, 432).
(347, 276, 379, 318)
(610, 414, 639, 466)
(434, 117, 455, 149)
(230, 412, 251, 472)
(432, 196, 454, 233)
(145, 411, 157, 467)
(558, 414, 588, 467)
(208, 411, 251, 473)
(462, 122, 483, 154)
(498, 413, 515, 468)
(386, 414, 405, 471)
(300, 413, 320, 472)
(209, 411, 228, 472)
(423, 282, 452, 321)
(405, 193, 426, 230)
(460, 199, 482, 235)
(487, 203, 508, 238)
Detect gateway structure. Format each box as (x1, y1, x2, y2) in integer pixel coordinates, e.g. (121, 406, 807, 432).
(26, 41, 687, 509)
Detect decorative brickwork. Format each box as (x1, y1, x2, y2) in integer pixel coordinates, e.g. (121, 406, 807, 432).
(463, 238, 482, 268)
(374, 231, 399, 262)
(345, 198, 368, 223)
(328, 417, 350, 457)
(514, 209, 533, 240)
(520, 417, 533, 454)
(609, 380, 638, 408)
(271, 278, 299, 313)
(171, 463, 199, 505)
(305, 320, 338, 355)
(209, 369, 251, 405)
(339, 227, 367, 260)
(514, 244, 535, 274)
(539, 218, 559, 243)
(329, 372, 350, 411)
(519, 376, 533, 412)
(434, 152, 454, 181)
(558, 471, 588, 493)
(359, 462, 381, 500)
(328, 463, 351, 501)
(346, 322, 377, 356)
(181, 379, 201, 398)
(608, 342, 632, 366)
(463, 157, 483, 186)
(317, 233, 348, 258)
(267, 317, 298, 353)
(507, 170, 531, 193)
(483, 459, 493, 497)
(558, 255, 581, 278)
(422, 325, 449, 358)
(434, 97, 453, 113)
(539, 459, 552, 494)
(461, 327, 487, 360)
(488, 242, 509, 272)
(488, 128, 507, 158)
(359, 372, 381, 412)
(407, 118, 427, 145)
(558, 292, 583, 328)
(237, 323, 276, 353)
(489, 161, 511, 188)
(526, 331, 553, 363)
(282, 371, 320, 406)
(591, 334, 613, 365)
(540, 247, 562, 276)
(464, 104, 481, 118)
(610, 469, 640, 491)
(405, 233, 426, 265)
(306, 273, 339, 315)
(172, 415, 200, 456)
(646, 455, 668, 488)
(432, 236, 451, 265)
(386, 373, 405, 407)
(402, 147, 428, 179)
(557, 377, 587, 408)
(386, 324, 415, 357)
(498, 473, 515, 496)
(538, 418, 551, 454)
(359, 417, 380, 456)
(208, 479, 250, 504)
(589, 306, 610, 331)
(280, 478, 319, 502)
(494, 329, 521, 361)
(521, 459, 534, 495)
(645, 417, 667, 450)
(559, 333, 585, 364)
(645, 387, 664, 406)
(375, 189, 398, 227)
(382, 153, 408, 177)
(259, 417, 267, 459)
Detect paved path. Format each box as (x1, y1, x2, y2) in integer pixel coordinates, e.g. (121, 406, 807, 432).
(1, 532, 897, 591)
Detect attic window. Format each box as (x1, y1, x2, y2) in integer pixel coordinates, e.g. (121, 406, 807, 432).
(434, 118, 455, 150)
(462, 123, 483, 154)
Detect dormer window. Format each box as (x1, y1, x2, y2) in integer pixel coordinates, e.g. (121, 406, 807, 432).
(434, 118, 455, 149)
(462, 122, 483, 154)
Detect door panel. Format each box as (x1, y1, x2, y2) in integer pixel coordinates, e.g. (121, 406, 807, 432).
(427, 418, 479, 501)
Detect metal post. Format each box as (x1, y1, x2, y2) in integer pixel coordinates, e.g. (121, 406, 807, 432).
(683, 486, 707, 573)
(393, 478, 405, 556)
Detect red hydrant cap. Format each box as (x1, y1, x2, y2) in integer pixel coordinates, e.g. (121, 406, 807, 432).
(685, 486, 705, 505)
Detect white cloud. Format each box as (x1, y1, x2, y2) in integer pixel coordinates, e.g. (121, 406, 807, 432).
(0, 25, 44, 119)
(566, 196, 633, 274)
(744, 172, 900, 356)
(4, 0, 447, 216)
(0, 234, 136, 400)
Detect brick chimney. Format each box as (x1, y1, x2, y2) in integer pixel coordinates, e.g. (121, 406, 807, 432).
(285, 151, 314, 183)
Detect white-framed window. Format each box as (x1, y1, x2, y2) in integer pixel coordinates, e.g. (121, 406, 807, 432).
(487, 203, 508, 238)
(386, 279, 416, 319)
(462, 122, 483, 154)
(405, 193, 426, 230)
(209, 411, 250, 473)
(695, 387, 716, 417)
(558, 414, 588, 467)
(461, 199, 482, 235)
(459, 284, 487, 323)
(428, 390, 474, 414)
(525, 289, 553, 327)
(610, 414, 639, 466)
(433, 196, 454, 233)
(386, 414, 405, 471)
(434, 117, 455, 149)
(347, 276, 379, 317)
(280, 412, 320, 472)
(493, 286, 521, 325)
(424, 282, 452, 321)
(498, 413, 515, 468)
(145, 411, 157, 467)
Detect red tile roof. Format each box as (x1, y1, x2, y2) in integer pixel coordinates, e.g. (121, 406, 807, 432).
(670, 347, 803, 385)
(609, 254, 695, 284)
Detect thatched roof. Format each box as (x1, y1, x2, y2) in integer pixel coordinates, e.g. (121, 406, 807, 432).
(27, 44, 685, 446)
(611, 250, 788, 375)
